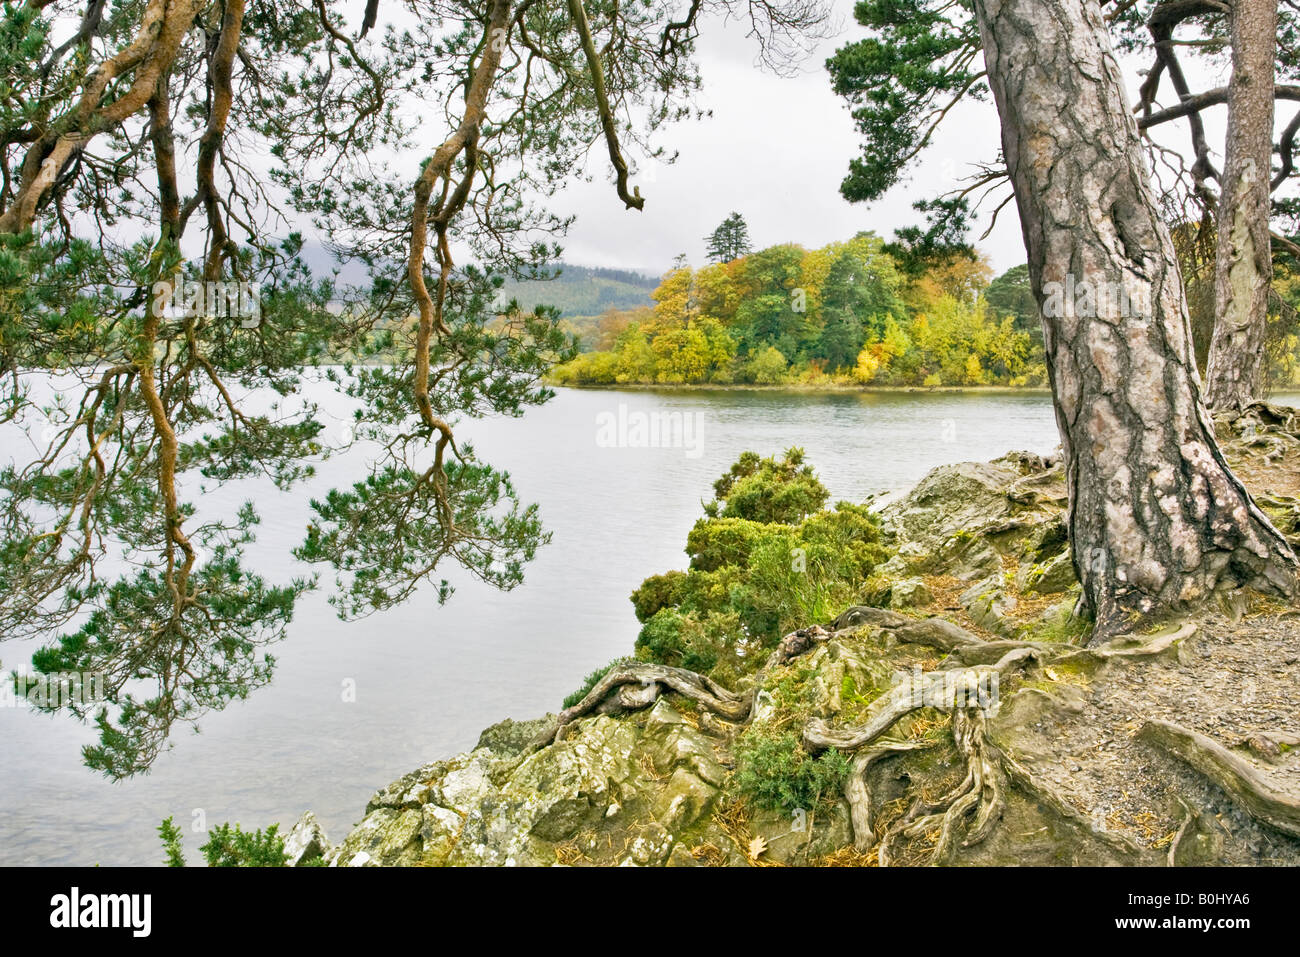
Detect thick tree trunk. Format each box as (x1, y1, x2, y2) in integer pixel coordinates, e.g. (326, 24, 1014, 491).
(1203, 0, 1277, 412)
(971, 0, 1297, 637)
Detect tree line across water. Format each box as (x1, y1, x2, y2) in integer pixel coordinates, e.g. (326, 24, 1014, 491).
(551, 228, 1300, 389)
(551, 208, 1300, 390)
(553, 236, 1040, 387)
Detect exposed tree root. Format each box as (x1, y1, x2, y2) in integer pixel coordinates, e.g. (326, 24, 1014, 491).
(531, 626, 835, 749)
(1138, 719, 1300, 839)
(526, 602, 1297, 865)
(1167, 797, 1197, 866)
(843, 741, 938, 852)
(833, 605, 983, 652)
(948, 639, 1078, 667)
(802, 647, 1035, 752)
(833, 606, 1074, 667)
(876, 708, 1006, 865)
(800, 646, 1039, 863)
(531, 612, 1055, 862)
(1087, 623, 1197, 659)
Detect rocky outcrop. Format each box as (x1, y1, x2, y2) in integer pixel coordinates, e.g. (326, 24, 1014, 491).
(314, 434, 1300, 867)
(325, 703, 740, 866)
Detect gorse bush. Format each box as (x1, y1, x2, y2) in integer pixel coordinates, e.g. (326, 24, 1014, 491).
(634, 609, 742, 676)
(731, 727, 852, 814)
(629, 450, 888, 684)
(200, 823, 288, 867)
(705, 448, 828, 524)
(158, 817, 187, 868)
(158, 816, 289, 867)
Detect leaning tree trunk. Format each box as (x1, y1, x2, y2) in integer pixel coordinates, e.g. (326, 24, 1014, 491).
(1203, 0, 1277, 412)
(971, 0, 1297, 637)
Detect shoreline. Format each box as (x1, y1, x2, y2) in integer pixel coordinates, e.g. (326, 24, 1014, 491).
(548, 381, 1055, 396)
(550, 381, 1300, 400)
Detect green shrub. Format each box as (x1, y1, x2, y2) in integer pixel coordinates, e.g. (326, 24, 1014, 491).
(744, 345, 789, 385)
(200, 823, 288, 867)
(630, 571, 687, 622)
(158, 816, 186, 868)
(158, 816, 288, 867)
(685, 516, 769, 572)
(551, 349, 620, 385)
(634, 608, 720, 675)
(629, 452, 892, 680)
(731, 727, 851, 814)
(706, 448, 829, 524)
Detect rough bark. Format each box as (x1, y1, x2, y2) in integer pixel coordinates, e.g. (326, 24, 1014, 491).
(1204, 0, 1277, 412)
(970, 0, 1297, 638)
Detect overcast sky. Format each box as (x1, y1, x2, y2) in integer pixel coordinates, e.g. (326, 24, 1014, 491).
(550, 0, 1023, 276)
(547, 0, 1237, 279)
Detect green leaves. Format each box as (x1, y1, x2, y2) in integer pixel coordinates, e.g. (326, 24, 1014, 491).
(157, 817, 187, 868)
(296, 270, 570, 621)
(732, 726, 851, 814)
(157, 816, 290, 867)
(631, 450, 889, 685)
(707, 447, 828, 524)
(29, 551, 310, 779)
(0, 0, 834, 782)
(828, 0, 984, 203)
(298, 458, 547, 619)
(200, 822, 289, 867)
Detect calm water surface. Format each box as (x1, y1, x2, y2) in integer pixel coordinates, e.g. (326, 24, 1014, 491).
(1, 385, 1295, 865)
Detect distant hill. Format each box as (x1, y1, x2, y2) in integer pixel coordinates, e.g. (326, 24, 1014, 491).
(295, 241, 658, 319)
(497, 264, 659, 317)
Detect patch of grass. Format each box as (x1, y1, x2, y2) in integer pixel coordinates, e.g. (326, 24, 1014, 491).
(839, 673, 884, 722)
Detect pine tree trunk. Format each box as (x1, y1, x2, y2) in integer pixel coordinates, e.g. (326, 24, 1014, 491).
(970, 0, 1296, 636)
(1203, 0, 1277, 412)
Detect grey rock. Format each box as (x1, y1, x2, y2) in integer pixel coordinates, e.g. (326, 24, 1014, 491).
(283, 811, 330, 866)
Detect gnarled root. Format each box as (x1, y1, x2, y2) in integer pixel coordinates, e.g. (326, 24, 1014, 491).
(1138, 719, 1300, 839)
(876, 708, 1006, 866)
(804, 647, 1036, 863)
(531, 625, 835, 750)
(833, 605, 1073, 666)
(844, 741, 938, 851)
(532, 662, 749, 750)
(803, 646, 1034, 752)
(530, 612, 1054, 865)
(833, 605, 982, 652)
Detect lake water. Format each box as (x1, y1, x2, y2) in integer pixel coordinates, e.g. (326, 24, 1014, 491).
(2, 384, 1296, 865)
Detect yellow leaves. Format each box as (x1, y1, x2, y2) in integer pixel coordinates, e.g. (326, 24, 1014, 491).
(650, 265, 695, 331)
(853, 347, 881, 384)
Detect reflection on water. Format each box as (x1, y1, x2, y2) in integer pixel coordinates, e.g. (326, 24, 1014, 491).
(1, 385, 1295, 864)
